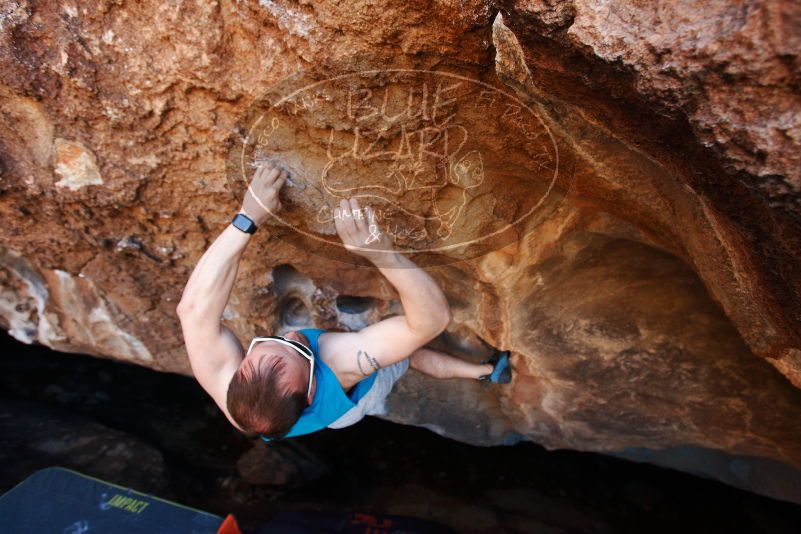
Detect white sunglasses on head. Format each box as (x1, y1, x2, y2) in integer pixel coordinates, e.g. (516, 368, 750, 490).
(246, 335, 315, 400)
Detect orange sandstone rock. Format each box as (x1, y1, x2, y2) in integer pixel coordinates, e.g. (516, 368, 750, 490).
(0, 0, 800, 502)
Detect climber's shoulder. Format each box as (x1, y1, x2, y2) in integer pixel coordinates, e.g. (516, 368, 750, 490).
(178, 319, 246, 431)
(316, 329, 358, 388)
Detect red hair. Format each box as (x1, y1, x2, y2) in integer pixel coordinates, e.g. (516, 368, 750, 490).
(226, 354, 306, 438)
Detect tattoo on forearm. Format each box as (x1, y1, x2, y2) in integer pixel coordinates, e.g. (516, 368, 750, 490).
(356, 349, 381, 376)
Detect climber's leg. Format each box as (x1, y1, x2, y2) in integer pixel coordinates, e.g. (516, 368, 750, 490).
(409, 347, 493, 380)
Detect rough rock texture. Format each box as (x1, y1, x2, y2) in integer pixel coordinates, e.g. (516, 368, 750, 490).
(1, 0, 801, 502)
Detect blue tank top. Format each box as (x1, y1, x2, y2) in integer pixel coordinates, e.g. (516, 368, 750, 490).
(261, 328, 377, 442)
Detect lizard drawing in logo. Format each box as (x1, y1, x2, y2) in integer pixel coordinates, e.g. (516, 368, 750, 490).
(319, 125, 485, 243)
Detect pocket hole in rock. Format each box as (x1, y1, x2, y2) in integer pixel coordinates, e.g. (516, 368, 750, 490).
(280, 296, 312, 326)
(335, 295, 377, 315)
(335, 295, 378, 331)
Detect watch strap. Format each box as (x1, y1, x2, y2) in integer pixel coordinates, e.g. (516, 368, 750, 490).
(231, 212, 257, 234)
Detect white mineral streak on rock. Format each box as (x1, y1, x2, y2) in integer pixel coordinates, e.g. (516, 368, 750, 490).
(492, 12, 537, 96)
(0, 249, 151, 362)
(0, 249, 65, 345)
(259, 0, 314, 39)
(52, 269, 153, 362)
(126, 154, 160, 168)
(0, 295, 37, 343)
(62, 5, 78, 19)
(53, 139, 104, 191)
(0, 3, 28, 35)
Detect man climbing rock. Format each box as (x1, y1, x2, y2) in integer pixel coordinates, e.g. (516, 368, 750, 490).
(176, 161, 512, 441)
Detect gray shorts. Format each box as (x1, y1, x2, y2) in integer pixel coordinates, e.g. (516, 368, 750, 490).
(327, 358, 410, 429)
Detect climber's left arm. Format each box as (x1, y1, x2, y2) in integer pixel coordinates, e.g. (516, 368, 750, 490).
(322, 197, 451, 387)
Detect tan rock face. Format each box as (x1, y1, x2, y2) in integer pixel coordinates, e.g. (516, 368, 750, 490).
(226, 61, 562, 266)
(1, 0, 800, 500)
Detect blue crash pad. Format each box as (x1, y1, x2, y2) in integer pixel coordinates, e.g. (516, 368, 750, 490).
(0, 467, 224, 534)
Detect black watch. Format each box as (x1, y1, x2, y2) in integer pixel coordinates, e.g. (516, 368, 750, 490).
(231, 213, 257, 234)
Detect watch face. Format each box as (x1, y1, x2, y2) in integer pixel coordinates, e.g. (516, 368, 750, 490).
(233, 213, 256, 233)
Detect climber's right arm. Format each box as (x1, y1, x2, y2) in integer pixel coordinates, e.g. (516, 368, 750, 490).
(176, 224, 252, 335)
(176, 161, 287, 430)
(175, 224, 251, 430)
(176, 161, 287, 332)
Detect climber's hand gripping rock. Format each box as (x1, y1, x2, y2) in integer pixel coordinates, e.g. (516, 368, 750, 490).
(241, 161, 288, 225)
(334, 197, 395, 263)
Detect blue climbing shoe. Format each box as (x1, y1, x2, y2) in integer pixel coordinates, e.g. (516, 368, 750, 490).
(479, 350, 512, 384)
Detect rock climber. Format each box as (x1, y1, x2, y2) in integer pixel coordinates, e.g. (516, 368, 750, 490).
(176, 161, 512, 442)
